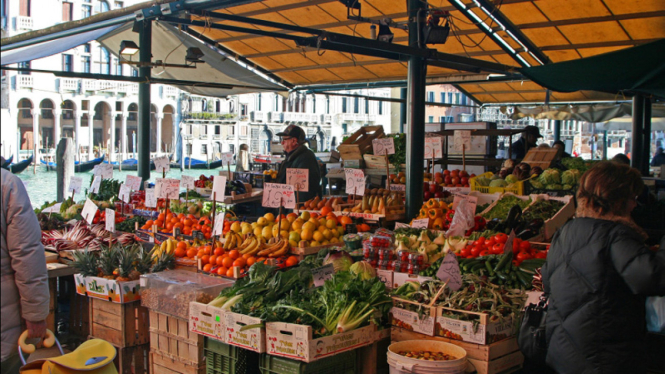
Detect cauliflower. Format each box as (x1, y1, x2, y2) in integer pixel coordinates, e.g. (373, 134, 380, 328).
(562, 169, 581, 185)
(538, 168, 561, 185)
(505, 174, 519, 184)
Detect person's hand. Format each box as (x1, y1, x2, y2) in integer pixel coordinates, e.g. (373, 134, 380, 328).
(26, 320, 47, 339)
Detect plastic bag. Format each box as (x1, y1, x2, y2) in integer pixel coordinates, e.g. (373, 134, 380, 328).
(446, 199, 475, 237)
(646, 296, 665, 334)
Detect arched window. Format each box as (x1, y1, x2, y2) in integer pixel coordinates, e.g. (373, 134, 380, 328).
(100, 47, 110, 74)
(99, 1, 110, 13)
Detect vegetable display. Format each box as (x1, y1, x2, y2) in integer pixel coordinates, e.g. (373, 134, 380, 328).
(87, 178, 121, 201)
(481, 195, 531, 221)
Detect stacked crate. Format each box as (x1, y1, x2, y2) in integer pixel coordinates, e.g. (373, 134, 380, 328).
(148, 310, 205, 374)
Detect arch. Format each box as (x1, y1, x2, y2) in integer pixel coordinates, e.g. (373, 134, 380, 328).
(99, 1, 110, 12)
(60, 100, 76, 140)
(316, 130, 326, 152)
(259, 126, 272, 155)
(161, 105, 175, 154)
(100, 47, 111, 74)
(92, 101, 112, 156)
(17, 98, 34, 151)
(38, 99, 56, 150)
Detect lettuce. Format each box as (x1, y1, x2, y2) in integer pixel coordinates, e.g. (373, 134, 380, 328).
(538, 169, 561, 185)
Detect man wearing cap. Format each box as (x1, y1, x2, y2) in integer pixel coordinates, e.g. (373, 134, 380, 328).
(275, 125, 321, 201)
(511, 125, 543, 160)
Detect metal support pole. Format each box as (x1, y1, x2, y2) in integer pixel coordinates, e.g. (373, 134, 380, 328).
(642, 97, 652, 174)
(405, 0, 427, 221)
(631, 94, 645, 174)
(137, 20, 152, 185)
(399, 87, 407, 133)
(602, 130, 608, 160)
(553, 120, 561, 142)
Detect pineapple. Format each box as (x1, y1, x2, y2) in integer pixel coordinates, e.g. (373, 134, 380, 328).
(133, 245, 153, 279)
(151, 249, 175, 273)
(116, 246, 138, 282)
(98, 245, 120, 279)
(72, 249, 99, 277)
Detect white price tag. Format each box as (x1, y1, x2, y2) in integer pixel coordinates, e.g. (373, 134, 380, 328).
(212, 212, 225, 236)
(154, 156, 170, 173)
(286, 168, 309, 192)
(411, 218, 429, 229)
(389, 184, 406, 192)
(105, 208, 115, 233)
(211, 176, 227, 201)
(452, 194, 477, 213)
(262, 183, 296, 209)
(125, 175, 142, 191)
(42, 203, 62, 213)
(221, 152, 234, 165)
(453, 130, 472, 152)
(145, 188, 157, 208)
(425, 136, 443, 159)
(372, 138, 395, 156)
(90, 176, 101, 194)
(436, 252, 463, 291)
(181, 175, 195, 190)
(394, 222, 410, 229)
(81, 198, 98, 225)
(119, 184, 132, 203)
(94, 163, 113, 179)
(68, 176, 83, 195)
(344, 168, 366, 196)
(156, 178, 180, 200)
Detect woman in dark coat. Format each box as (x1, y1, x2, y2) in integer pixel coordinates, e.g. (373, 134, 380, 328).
(542, 161, 665, 374)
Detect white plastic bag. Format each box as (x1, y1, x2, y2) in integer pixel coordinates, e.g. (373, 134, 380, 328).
(646, 296, 665, 334)
(446, 199, 475, 237)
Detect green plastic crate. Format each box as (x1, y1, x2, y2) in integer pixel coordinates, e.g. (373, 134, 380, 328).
(205, 338, 261, 374)
(259, 350, 357, 374)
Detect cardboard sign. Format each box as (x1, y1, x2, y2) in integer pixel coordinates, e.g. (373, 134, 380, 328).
(372, 137, 395, 156)
(211, 175, 227, 201)
(394, 222, 411, 229)
(221, 152, 234, 165)
(286, 168, 309, 192)
(119, 184, 132, 203)
(212, 212, 225, 236)
(42, 203, 62, 213)
(389, 184, 406, 192)
(453, 130, 472, 152)
(105, 208, 115, 233)
(154, 155, 170, 173)
(181, 175, 195, 190)
(312, 264, 335, 287)
(145, 188, 157, 208)
(436, 252, 463, 291)
(125, 175, 142, 191)
(452, 194, 478, 213)
(425, 136, 443, 159)
(156, 178, 180, 200)
(344, 168, 366, 196)
(68, 176, 83, 194)
(81, 198, 98, 225)
(504, 230, 516, 255)
(262, 183, 296, 209)
(411, 218, 429, 229)
(90, 176, 101, 194)
(93, 163, 113, 179)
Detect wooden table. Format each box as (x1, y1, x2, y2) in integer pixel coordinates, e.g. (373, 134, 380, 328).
(45, 261, 89, 339)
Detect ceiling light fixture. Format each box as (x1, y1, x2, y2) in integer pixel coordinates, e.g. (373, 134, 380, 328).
(119, 40, 140, 55)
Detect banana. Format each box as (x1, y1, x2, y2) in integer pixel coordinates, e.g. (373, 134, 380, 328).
(223, 232, 231, 249)
(228, 233, 238, 250)
(257, 239, 284, 257)
(240, 238, 259, 255)
(160, 240, 168, 254)
(269, 241, 290, 258)
(167, 239, 175, 254)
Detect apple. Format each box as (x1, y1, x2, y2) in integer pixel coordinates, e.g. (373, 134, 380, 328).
(460, 170, 469, 178)
(443, 169, 451, 176)
(434, 176, 444, 184)
(451, 177, 460, 185)
(444, 176, 452, 184)
(424, 191, 431, 200)
(429, 182, 438, 194)
(464, 184, 470, 187)
(469, 173, 476, 179)
(434, 172, 443, 179)
(423, 183, 429, 192)
(434, 191, 444, 198)
(455, 184, 463, 187)
(451, 170, 460, 178)
(460, 177, 469, 185)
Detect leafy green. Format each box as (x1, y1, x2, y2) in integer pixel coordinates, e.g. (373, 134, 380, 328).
(388, 133, 407, 169)
(482, 196, 531, 221)
(87, 177, 121, 201)
(116, 216, 148, 233)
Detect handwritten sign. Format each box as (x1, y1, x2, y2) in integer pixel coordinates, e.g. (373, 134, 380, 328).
(181, 175, 195, 190)
(156, 178, 180, 200)
(312, 264, 335, 287)
(119, 184, 132, 203)
(344, 168, 366, 196)
(105, 208, 115, 233)
(221, 152, 234, 165)
(411, 218, 429, 229)
(453, 130, 472, 152)
(212, 212, 225, 236)
(154, 155, 170, 173)
(372, 137, 395, 156)
(394, 222, 410, 229)
(68, 176, 83, 195)
(452, 194, 478, 213)
(424, 136, 443, 159)
(389, 184, 406, 192)
(125, 175, 142, 191)
(286, 168, 309, 192)
(436, 252, 463, 291)
(262, 183, 296, 209)
(211, 176, 227, 201)
(504, 230, 516, 255)
(81, 198, 98, 225)
(94, 163, 113, 179)
(90, 176, 101, 194)
(42, 203, 62, 214)
(145, 188, 157, 208)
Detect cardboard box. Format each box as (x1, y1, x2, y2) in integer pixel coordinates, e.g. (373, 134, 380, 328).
(85, 276, 140, 303)
(189, 302, 226, 341)
(376, 269, 393, 289)
(389, 305, 436, 336)
(530, 194, 574, 240)
(435, 307, 516, 345)
(392, 271, 433, 288)
(74, 273, 87, 296)
(225, 312, 266, 353)
(265, 322, 375, 362)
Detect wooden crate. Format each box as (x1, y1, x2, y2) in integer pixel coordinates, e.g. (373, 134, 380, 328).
(47, 278, 57, 333)
(391, 327, 523, 374)
(357, 335, 390, 374)
(114, 343, 150, 374)
(149, 310, 205, 365)
(89, 298, 150, 348)
(338, 126, 385, 160)
(149, 350, 205, 374)
(69, 291, 90, 338)
(522, 148, 558, 169)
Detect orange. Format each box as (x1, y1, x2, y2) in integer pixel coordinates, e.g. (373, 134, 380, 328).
(339, 216, 353, 226)
(233, 258, 246, 268)
(183, 219, 193, 227)
(174, 248, 186, 258)
(203, 264, 212, 273)
(171, 217, 178, 225)
(246, 257, 256, 267)
(242, 253, 252, 260)
(177, 213, 185, 219)
(209, 255, 217, 266)
(203, 246, 212, 255)
(174, 222, 184, 229)
(197, 250, 204, 258)
(257, 257, 267, 264)
(217, 267, 227, 276)
(228, 250, 240, 260)
(285, 256, 299, 267)
(326, 213, 337, 222)
(176, 241, 188, 250)
(200, 255, 210, 265)
(320, 206, 332, 216)
(145, 220, 154, 227)
(217, 256, 226, 267)
(226, 268, 235, 278)
(155, 219, 164, 228)
(183, 228, 192, 236)
(157, 213, 165, 221)
(204, 232, 211, 240)
(214, 248, 223, 256)
(222, 256, 234, 268)
(186, 248, 197, 258)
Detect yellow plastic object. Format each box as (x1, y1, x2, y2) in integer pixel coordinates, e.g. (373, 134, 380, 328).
(470, 172, 525, 195)
(18, 329, 55, 354)
(20, 339, 117, 374)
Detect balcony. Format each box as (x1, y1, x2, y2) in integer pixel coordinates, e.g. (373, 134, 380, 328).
(321, 114, 332, 124)
(199, 134, 208, 140)
(16, 75, 33, 89)
(164, 86, 178, 98)
(98, 81, 117, 92)
(339, 113, 376, 123)
(16, 16, 33, 31)
(269, 112, 283, 123)
(59, 78, 79, 93)
(250, 111, 265, 122)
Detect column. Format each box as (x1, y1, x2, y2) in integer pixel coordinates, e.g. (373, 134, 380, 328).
(88, 111, 94, 160)
(155, 113, 163, 156)
(172, 112, 180, 158)
(74, 111, 82, 162)
(31, 109, 40, 165)
(137, 20, 152, 183)
(110, 111, 117, 162)
(53, 108, 62, 147)
(121, 111, 128, 160)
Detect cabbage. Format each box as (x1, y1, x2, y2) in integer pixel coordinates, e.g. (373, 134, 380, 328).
(505, 175, 518, 184)
(475, 176, 491, 186)
(538, 169, 561, 185)
(562, 184, 573, 190)
(561, 169, 581, 185)
(530, 180, 544, 189)
(546, 184, 563, 190)
(489, 179, 508, 187)
(349, 261, 377, 281)
(323, 250, 354, 272)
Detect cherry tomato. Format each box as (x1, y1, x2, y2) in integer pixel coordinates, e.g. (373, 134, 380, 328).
(520, 241, 532, 252)
(494, 233, 508, 244)
(491, 243, 504, 255)
(470, 246, 481, 257)
(460, 247, 471, 258)
(516, 251, 533, 262)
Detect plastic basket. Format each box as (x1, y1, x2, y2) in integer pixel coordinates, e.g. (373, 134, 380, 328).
(470, 172, 526, 195)
(205, 338, 261, 374)
(524, 180, 578, 197)
(259, 350, 357, 374)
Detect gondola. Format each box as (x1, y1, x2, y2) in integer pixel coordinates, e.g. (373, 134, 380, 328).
(182, 157, 224, 170)
(8, 155, 33, 174)
(1, 155, 13, 169)
(41, 155, 105, 173)
(105, 158, 156, 171)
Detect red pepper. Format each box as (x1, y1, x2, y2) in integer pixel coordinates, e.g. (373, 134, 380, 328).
(446, 210, 456, 221)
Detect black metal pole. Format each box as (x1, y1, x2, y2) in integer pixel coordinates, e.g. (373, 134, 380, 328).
(631, 94, 644, 173)
(405, 0, 427, 220)
(400, 87, 407, 133)
(138, 20, 152, 185)
(553, 120, 561, 142)
(642, 97, 652, 174)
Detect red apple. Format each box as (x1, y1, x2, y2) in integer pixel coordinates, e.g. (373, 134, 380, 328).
(460, 177, 469, 185)
(434, 191, 444, 198)
(455, 184, 463, 187)
(460, 170, 469, 178)
(424, 191, 431, 200)
(444, 176, 452, 184)
(464, 184, 470, 187)
(434, 176, 444, 184)
(443, 169, 451, 176)
(429, 183, 438, 194)
(451, 170, 460, 178)
(423, 183, 429, 192)
(434, 172, 443, 179)
(469, 173, 476, 179)
(451, 177, 460, 185)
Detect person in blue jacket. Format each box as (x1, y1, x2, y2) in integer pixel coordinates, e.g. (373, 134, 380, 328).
(510, 126, 542, 159)
(275, 125, 322, 201)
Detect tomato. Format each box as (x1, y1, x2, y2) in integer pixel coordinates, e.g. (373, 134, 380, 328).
(485, 238, 496, 246)
(520, 241, 532, 252)
(475, 237, 486, 246)
(470, 246, 481, 257)
(479, 250, 489, 257)
(460, 247, 471, 258)
(494, 233, 508, 244)
(490, 243, 504, 255)
(534, 251, 548, 259)
(516, 251, 533, 262)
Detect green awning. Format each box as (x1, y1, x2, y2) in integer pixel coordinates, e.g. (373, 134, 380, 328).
(520, 39, 665, 99)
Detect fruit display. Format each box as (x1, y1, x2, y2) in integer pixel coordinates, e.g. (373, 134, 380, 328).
(263, 169, 279, 179)
(346, 189, 405, 215)
(388, 171, 407, 185)
(71, 242, 174, 281)
(194, 175, 248, 195)
(140, 212, 215, 237)
(429, 169, 475, 188)
(412, 199, 487, 233)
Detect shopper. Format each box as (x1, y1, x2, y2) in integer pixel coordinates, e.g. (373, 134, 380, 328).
(651, 147, 665, 166)
(275, 125, 322, 201)
(1, 168, 50, 374)
(551, 140, 571, 158)
(611, 153, 630, 165)
(510, 125, 542, 160)
(542, 161, 665, 374)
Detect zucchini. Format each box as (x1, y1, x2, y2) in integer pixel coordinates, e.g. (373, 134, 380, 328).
(494, 251, 513, 273)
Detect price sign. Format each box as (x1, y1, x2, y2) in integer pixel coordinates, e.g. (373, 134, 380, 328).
(90, 176, 101, 194)
(42, 203, 62, 213)
(436, 252, 463, 291)
(212, 212, 225, 236)
(156, 178, 180, 199)
(211, 176, 227, 201)
(452, 194, 477, 213)
(81, 198, 98, 225)
(68, 176, 83, 195)
(286, 168, 309, 192)
(119, 184, 132, 203)
(389, 184, 406, 192)
(344, 168, 366, 196)
(453, 130, 472, 152)
(145, 188, 157, 208)
(503, 230, 516, 255)
(424, 136, 443, 159)
(125, 175, 142, 191)
(372, 138, 395, 156)
(105, 208, 115, 233)
(181, 175, 195, 190)
(262, 183, 296, 209)
(93, 163, 113, 179)
(394, 222, 410, 229)
(154, 155, 170, 173)
(312, 264, 335, 287)
(411, 218, 429, 229)
(221, 152, 234, 165)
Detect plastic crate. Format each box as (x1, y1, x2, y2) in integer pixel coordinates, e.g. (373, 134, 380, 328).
(259, 350, 357, 374)
(470, 172, 525, 195)
(524, 180, 578, 197)
(205, 338, 261, 374)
